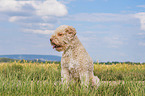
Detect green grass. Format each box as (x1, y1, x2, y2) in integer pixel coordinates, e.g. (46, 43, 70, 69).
(0, 62, 144, 95)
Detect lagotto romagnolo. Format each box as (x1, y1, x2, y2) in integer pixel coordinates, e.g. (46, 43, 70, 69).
(50, 25, 100, 88)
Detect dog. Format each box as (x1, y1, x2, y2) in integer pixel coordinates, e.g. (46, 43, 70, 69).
(50, 25, 99, 88)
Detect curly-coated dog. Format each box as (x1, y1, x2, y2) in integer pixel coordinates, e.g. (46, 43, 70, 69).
(50, 25, 100, 88)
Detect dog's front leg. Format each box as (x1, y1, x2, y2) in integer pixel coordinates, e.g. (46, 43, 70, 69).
(80, 71, 89, 87)
(61, 68, 70, 85)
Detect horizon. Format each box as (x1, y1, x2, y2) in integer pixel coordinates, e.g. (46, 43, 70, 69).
(0, 54, 145, 63)
(0, 0, 145, 62)
(0, 54, 61, 56)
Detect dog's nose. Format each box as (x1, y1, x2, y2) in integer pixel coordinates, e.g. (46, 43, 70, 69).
(50, 38, 52, 42)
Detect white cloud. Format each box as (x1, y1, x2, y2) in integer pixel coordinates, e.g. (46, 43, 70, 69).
(138, 33, 145, 36)
(37, 23, 54, 29)
(33, 0, 68, 16)
(0, 0, 22, 12)
(139, 42, 145, 46)
(103, 36, 124, 48)
(21, 23, 55, 30)
(58, 0, 75, 4)
(0, 0, 68, 17)
(9, 16, 27, 22)
(65, 13, 135, 23)
(137, 5, 145, 8)
(23, 29, 54, 35)
(0, 0, 68, 34)
(135, 12, 145, 31)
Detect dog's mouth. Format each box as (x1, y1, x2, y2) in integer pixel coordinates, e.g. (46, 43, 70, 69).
(51, 43, 62, 49)
(53, 45, 62, 49)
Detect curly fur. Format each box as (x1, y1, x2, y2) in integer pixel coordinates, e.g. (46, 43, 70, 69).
(50, 25, 100, 88)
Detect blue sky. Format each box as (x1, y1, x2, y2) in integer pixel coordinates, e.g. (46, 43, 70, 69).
(0, 0, 145, 62)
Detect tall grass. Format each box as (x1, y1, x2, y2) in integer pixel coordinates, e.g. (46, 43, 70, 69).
(94, 63, 145, 81)
(0, 62, 144, 95)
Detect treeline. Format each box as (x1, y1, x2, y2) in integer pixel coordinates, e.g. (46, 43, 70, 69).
(94, 61, 145, 65)
(0, 58, 145, 65)
(0, 58, 60, 64)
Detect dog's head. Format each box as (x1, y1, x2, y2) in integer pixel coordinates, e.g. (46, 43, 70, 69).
(50, 25, 76, 52)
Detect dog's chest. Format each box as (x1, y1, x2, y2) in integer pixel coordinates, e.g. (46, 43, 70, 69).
(68, 58, 79, 70)
(68, 58, 80, 77)
(62, 50, 80, 76)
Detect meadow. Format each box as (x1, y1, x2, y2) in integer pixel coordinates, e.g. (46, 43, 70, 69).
(0, 61, 144, 96)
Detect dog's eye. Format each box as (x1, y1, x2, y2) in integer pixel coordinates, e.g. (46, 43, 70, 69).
(58, 33, 63, 36)
(66, 29, 72, 34)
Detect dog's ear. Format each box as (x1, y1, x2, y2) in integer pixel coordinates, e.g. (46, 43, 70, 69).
(65, 26, 76, 36)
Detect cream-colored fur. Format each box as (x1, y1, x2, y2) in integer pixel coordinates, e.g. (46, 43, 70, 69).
(50, 25, 99, 88)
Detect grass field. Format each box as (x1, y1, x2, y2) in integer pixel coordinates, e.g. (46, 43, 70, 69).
(0, 62, 145, 95)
